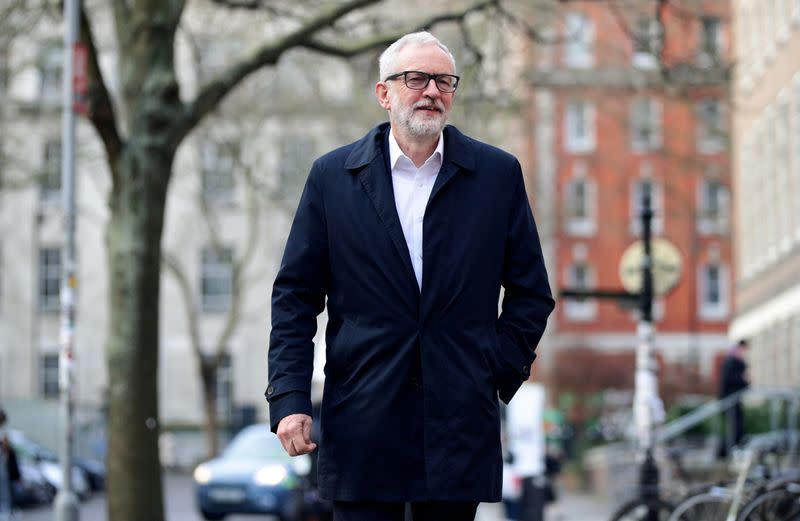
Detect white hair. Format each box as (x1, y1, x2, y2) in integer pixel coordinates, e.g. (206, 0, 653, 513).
(378, 31, 457, 80)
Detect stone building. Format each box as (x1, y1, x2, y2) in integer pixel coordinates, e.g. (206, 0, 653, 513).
(729, 1, 800, 387)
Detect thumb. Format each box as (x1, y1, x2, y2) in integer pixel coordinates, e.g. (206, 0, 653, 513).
(302, 417, 314, 444)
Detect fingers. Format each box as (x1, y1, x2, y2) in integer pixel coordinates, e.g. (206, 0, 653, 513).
(277, 414, 317, 456)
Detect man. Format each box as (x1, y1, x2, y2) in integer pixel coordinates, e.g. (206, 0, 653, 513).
(267, 31, 554, 521)
(0, 408, 14, 521)
(718, 339, 749, 458)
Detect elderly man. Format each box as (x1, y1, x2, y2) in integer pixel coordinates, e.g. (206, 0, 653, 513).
(266, 31, 554, 521)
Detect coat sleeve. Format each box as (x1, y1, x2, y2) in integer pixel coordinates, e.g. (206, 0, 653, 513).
(266, 163, 329, 432)
(494, 162, 555, 404)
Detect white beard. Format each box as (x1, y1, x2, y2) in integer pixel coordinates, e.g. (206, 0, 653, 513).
(390, 93, 448, 138)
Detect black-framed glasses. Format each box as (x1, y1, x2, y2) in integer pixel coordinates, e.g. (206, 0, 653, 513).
(384, 71, 460, 93)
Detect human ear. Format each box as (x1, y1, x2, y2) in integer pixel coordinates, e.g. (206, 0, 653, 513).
(375, 82, 391, 110)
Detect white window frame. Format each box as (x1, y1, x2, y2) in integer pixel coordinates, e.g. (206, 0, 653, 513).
(39, 247, 61, 312)
(630, 98, 662, 152)
(563, 262, 597, 321)
(633, 17, 661, 69)
(697, 16, 723, 65)
(564, 99, 596, 153)
(698, 263, 729, 320)
(696, 99, 726, 154)
(202, 141, 237, 205)
(40, 353, 59, 398)
(39, 43, 62, 103)
(564, 163, 597, 236)
(697, 176, 730, 235)
(41, 138, 62, 205)
(201, 247, 233, 312)
(564, 12, 594, 69)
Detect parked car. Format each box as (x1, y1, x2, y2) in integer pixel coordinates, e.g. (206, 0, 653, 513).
(7, 429, 92, 501)
(193, 424, 312, 521)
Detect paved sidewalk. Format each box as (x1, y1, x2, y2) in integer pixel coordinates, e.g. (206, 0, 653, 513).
(476, 489, 615, 521)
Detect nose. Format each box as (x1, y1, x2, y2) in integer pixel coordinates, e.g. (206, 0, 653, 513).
(422, 78, 441, 97)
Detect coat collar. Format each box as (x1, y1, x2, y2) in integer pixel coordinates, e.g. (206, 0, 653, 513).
(344, 122, 477, 173)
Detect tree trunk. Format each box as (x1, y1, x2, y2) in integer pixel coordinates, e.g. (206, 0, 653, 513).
(201, 361, 220, 458)
(105, 147, 173, 521)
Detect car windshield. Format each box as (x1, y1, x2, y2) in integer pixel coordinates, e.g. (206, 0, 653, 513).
(222, 427, 292, 462)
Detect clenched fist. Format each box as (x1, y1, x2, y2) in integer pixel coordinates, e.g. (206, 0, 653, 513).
(276, 413, 317, 456)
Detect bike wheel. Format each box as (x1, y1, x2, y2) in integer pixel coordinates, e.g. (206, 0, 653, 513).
(609, 498, 674, 521)
(737, 487, 800, 521)
(667, 490, 733, 521)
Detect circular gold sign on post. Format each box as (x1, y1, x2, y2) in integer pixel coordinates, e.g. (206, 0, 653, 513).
(619, 238, 683, 296)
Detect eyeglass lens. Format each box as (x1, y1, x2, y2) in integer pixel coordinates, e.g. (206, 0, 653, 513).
(405, 72, 457, 92)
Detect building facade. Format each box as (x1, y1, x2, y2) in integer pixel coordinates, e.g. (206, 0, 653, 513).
(729, 1, 800, 387)
(520, 1, 734, 406)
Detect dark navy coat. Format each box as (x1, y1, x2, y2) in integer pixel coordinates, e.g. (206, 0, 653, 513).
(267, 123, 554, 502)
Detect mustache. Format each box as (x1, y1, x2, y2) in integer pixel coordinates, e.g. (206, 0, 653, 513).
(412, 99, 444, 112)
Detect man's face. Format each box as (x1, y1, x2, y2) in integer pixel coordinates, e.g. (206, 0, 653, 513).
(377, 44, 456, 139)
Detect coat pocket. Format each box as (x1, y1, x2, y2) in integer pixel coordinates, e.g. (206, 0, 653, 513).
(326, 318, 357, 377)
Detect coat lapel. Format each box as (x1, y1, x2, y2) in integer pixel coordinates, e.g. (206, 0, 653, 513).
(428, 125, 476, 207)
(345, 124, 417, 290)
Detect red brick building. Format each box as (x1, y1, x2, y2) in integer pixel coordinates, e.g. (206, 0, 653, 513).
(520, 1, 733, 408)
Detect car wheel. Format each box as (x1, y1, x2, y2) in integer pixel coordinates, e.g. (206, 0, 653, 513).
(200, 510, 226, 521)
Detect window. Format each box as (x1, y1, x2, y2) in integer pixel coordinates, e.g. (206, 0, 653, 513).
(698, 263, 728, 320)
(40, 353, 59, 398)
(564, 99, 595, 153)
(216, 353, 233, 423)
(564, 13, 594, 68)
(39, 43, 62, 102)
(39, 248, 61, 312)
(630, 98, 662, 152)
(696, 99, 726, 153)
(563, 262, 596, 321)
(633, 17, 661, 68)
(697, 177, 729, 234)
(279, 137, 314, 200)
(202, 141, 237, 204)
(630, 171, 663, 234)
(698, 16, 722, 65)
(564, 162, 596, 236)
(201, 247, 233, 312)
(41, 139, 62, 204)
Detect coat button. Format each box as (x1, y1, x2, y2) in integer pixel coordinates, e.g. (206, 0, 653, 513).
(523, 365, 530, 375)
(410, 375, 421, 388)
(267, 385, 274, 396)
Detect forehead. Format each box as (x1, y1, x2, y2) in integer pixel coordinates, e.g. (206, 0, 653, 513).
(395, 43, 454, 74)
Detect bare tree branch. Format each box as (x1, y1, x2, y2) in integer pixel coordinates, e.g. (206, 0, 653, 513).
(173, 0, 381, 143)
(79, 5, 124, 185)
(300, 0, 499, 58)
(162, 252, 204, 362)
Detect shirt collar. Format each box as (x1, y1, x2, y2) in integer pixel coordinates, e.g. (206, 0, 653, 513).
(388, 128, 444, 171)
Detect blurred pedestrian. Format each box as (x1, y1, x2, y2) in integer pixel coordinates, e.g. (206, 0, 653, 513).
(266, 30, 554, 521)
(507, 383, 546, 521)
(0, 407, 16, 521)
(717, 339, 750, 459)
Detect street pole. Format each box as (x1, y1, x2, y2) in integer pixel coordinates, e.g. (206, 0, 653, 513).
(634, 190, 661, 520)
(55, 0, 80, 520)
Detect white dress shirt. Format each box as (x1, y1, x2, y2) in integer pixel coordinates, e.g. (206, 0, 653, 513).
(388, 130, 444, 290)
